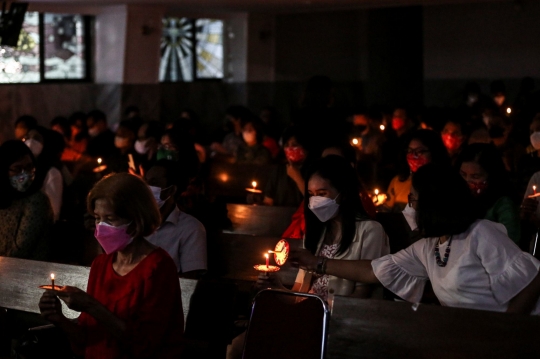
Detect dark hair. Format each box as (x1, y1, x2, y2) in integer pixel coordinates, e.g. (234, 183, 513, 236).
(162, 127, 200, 179)
(68, 111, 89, 142)
(282, 125, 308, 149)
(398, 129, 450, 181)
(412, 163, 478, 237)
(50, 116, 71, 139)
(149, 159, 191, 195)
(124, 105, 140, 116)
(118, 120, 139, 137)
(321, 140, 356, 168)
(0, 140, 39, 208)
(87, 110, 107, 124)
(490, 80, 506, 95)
(304, 155, 368, 256)
(15, 115, 38, 130)
(141, 121, 164, 141)
(455, 143, 509, 214)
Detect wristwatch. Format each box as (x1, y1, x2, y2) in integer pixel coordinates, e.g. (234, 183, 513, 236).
(315, 257, 327, 275)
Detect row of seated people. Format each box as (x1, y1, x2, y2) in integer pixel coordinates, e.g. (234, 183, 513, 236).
(29, 154, 540, 359)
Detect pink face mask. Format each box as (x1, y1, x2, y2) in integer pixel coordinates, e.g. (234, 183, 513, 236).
(406, 153, 429, 173)
(284, 146, 306, 163)
(94, 222, 133, 254)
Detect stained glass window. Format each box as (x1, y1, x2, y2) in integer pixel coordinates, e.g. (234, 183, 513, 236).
(195, 19, 224, 79)
(160, 17, 223, 82)
(44, 14, 86, 80)
(0, 12, 40, 83)
(0, 11, 90, 84)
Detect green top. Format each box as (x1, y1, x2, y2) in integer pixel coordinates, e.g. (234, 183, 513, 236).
(484, 196, 521, 245)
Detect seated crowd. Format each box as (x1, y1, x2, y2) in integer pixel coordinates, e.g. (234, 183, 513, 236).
(1, 76, 540, 357)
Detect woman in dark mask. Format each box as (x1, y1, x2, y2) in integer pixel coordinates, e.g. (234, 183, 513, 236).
(457, 143, 520, 244)
(0, 140, 53, 260)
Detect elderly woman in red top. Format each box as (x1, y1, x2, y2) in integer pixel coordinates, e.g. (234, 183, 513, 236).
(39, 173, 184, 358)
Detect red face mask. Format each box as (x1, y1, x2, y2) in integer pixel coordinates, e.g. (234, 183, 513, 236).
(284, 146, 306, 163)
(468, 180, 488, 196)
(406, 154, 429, 173)
(392, 117, 406, 131)
(442, 133, 463, 152)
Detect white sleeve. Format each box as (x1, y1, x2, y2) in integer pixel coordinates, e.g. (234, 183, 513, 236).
(473, 220, 540, 305)
(371, 239, 429, 303)
(178, 217, 207, 273)
(42, 168, 63, 222)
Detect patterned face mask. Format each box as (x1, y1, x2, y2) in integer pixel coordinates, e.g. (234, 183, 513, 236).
(284, 146, 306, 163)
(10, 170, 35, 192)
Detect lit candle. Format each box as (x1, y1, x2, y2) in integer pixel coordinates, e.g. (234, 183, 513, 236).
(252, 181, 257, 190)
(534, 185, 537, 195)
(374, 189, 379, 196)
(51, 273, 55, 290)
(352, 138, 359, 146)
(97, 158, 102, 165)
(265, 253, 269, 269)
(380, 124, 385, 131)
(506, 107, 512, 114)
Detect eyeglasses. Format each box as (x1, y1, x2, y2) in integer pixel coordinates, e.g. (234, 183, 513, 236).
(406, 148, 430, 157)
(407, 193, 418, 207)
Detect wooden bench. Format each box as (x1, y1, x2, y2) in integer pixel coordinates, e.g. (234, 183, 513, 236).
(0, 256, 197, 325)
(328, 296, 540, 359)
(224, 204, 297, 237)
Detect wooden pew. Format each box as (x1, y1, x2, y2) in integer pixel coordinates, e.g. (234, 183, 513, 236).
(328, 296, 540, 359)
(0, 256, 197, 325)
(224, 204, 297, 237)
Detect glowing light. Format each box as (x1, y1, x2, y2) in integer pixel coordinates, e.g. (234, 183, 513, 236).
(534, 185, 537, 195)
(352, 138, 359, 145)
(252, 181, 257, 188)
(374, 189, 379, 195)
(219, 173, 229, 182)
(506, 107, 512, 114)
(97, 158, 102, 164)
(50, 273, 55, 280)
(380, 125, 385, 131)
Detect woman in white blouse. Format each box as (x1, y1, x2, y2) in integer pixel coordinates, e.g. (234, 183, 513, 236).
(259, 155, 390, 301)
(291, 163, 540, 314)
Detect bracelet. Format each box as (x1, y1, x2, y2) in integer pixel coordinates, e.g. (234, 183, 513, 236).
(315, 257, 328, 275)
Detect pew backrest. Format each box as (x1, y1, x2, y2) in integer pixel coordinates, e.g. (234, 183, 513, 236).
(0, 256, 198, 325)
(328, 296, 540, 359)
(224, 204, 297, 237)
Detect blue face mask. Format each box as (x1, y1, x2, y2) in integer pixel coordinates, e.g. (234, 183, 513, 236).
(10, 170, 35, 192)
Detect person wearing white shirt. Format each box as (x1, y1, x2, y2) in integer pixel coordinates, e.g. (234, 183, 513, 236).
(144, 160, 207, 278)
(291, 163, 540, 314)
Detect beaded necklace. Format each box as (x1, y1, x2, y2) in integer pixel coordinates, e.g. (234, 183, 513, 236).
(434, 236, 453, 267)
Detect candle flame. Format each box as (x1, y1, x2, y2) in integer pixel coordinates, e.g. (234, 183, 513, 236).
(380, 124, 385, 131)
(252, 181, 257, 188)
(352, 138, 359, 145)
(264, 253, 269, 259)
(51, 273, 55, 280)
(97, 158, 102, 164)
(374, 189, 379, 195)
(534, 186, 537, 191)
(506, 107, 512, 114)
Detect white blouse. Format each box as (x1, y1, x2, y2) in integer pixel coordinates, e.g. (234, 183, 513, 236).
(372, 220, 540, 314)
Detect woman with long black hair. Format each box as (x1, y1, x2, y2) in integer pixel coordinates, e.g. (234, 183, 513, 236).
(260, 155, 389, 301)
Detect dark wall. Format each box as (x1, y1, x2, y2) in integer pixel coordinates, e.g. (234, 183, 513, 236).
(365, 6, 423, 107)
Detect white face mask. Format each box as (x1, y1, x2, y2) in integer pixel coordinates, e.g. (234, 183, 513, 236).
(308, 194, 340, 222)
(242, 131, 257, 144)
(531, 132, 540, 150)
(24, 138, 43, 157)
(148, 185, 171, 208)
(88, 127, 100, 137)
(402, 204, 418, 231)
(134, 139, 149, 154)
